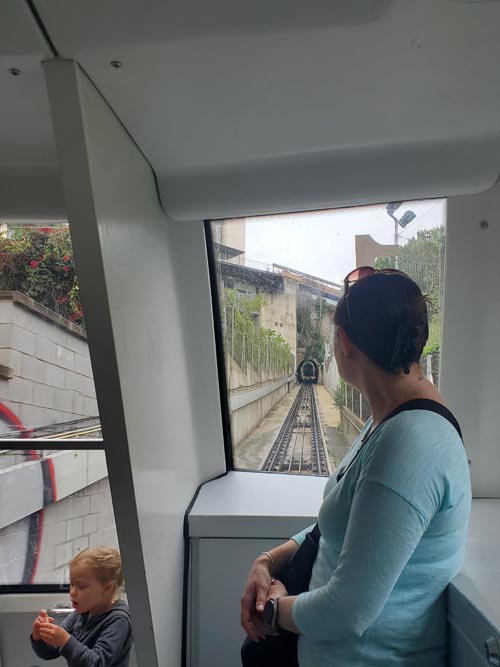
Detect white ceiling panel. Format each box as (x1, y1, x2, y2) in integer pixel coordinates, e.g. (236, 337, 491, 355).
(3, 0, 500, 219)
(0, 0, 64, 219)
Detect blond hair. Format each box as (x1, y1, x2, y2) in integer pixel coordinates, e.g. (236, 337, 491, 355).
(70, 546, 124, 594)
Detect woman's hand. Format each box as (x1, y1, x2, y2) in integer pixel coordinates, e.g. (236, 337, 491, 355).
(241, 557, 274, 641)
(241, 539, 299, 641)
(268, 579, 288, 599)
(32, 610, 54, 641)
(38, 622, 70, 648)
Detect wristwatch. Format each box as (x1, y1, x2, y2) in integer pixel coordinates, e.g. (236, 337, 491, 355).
(263, 597, 280, 627)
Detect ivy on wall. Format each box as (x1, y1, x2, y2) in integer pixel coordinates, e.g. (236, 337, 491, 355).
(0, 226, 84, 327)
(223, 289, 292, 376)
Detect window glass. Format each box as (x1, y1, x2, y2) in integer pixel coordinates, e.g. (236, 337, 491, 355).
(0, 449, 117, 585)
(210, 199, 446, 473)
(0, 223, 100, 435)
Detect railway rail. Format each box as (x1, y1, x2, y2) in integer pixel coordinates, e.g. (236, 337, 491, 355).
(262, 382, 330, 476)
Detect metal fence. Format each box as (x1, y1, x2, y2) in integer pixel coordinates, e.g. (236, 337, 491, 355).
(344, 384, 371, 423)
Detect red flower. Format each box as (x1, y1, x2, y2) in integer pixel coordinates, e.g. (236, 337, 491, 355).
(62, 255, 70, 262)
(30, 260, 39, 268)
(62, 266, 70, 272)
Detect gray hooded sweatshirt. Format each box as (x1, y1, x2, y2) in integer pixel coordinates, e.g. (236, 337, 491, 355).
(31, 599, 132, 667)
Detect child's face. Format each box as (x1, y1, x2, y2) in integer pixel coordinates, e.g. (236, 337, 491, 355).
(69, 562, 114, 616)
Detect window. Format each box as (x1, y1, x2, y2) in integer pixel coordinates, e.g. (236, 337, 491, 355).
(209, 200, 446, 475)
(0, 446, 118, 587)
(0, 222, 123, 592)
(0, 223, 100, 437)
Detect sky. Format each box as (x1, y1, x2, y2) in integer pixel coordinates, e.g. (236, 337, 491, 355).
(240, 199, 446, 284)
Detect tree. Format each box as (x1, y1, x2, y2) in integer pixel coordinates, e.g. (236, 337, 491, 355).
(375, 226, 445, 378)
(0, 226, 84, 327)
(297, 296, 331, 364)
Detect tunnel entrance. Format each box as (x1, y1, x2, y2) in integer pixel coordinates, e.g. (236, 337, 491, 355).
(297, 359, 319, 384)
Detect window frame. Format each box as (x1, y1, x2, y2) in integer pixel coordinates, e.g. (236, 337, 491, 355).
(204, 221, 234, 470)
(205, 206, 447, 475)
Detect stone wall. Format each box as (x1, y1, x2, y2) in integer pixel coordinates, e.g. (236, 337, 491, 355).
(0, 477, 117, 585)
(0, 292, 97, 431)
(35, 477, 118, 584)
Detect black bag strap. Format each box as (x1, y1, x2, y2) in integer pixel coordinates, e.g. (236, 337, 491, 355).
(380, 398, 462, 440)
(309, 522, 320, 544)
(335, 398, 463, 488)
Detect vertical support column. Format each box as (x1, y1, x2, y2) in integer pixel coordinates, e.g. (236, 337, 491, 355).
(43, 57, 227, 666)
(43, 59, 158, 665)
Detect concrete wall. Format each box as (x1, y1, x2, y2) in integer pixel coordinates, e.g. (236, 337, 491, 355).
(0, 447, 116, 585)
(323, 351, 340, 398)
(260, 277, 297, 362)
(217, 218, 246, 256)
(230, 380, 292, 446)
(0, 477, 117, 585)
(227, 351, 294, 445)
(0, 292, 97, 431)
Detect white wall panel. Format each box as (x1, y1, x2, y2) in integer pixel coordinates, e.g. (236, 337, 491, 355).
(43, 59, 226, 666)
(194, 538, 282, 667)
(441, 179, 500, 498)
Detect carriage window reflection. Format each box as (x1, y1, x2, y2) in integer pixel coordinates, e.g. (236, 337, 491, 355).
(210, 200, 446, 474)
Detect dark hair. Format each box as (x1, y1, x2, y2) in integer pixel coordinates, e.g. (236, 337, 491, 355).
(334, 271, 429, 374)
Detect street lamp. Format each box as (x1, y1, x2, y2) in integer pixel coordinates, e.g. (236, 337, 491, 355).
(385, 203, 416, 245)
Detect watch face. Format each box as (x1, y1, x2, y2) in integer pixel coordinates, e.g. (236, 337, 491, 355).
(263, 599, 275, 625)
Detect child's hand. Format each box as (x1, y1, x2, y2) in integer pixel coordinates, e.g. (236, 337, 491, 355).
(38, 623, 70, 648)
(32, 610, 54, 641)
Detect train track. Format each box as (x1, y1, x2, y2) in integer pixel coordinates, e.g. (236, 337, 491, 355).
(262, 383, 330, 476)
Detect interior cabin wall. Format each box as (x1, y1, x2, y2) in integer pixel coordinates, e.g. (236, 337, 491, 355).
(441, 178, 500, 498)
(43, 59, 226, 665)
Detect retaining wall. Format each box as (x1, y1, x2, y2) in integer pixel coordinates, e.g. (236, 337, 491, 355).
(0, 292, 97, 431)
(0, 476, 117, 585)
(229, 378, 294, 445)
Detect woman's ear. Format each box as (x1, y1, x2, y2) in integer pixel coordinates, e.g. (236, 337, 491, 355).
(336, 326, 353, 359)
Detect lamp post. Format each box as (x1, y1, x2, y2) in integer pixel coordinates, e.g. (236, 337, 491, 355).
(385, 203, 417, 266)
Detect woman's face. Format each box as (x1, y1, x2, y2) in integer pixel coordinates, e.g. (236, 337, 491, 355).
(333, 326, 348, 380)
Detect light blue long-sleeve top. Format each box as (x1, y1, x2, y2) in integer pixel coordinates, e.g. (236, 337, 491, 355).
(291, 409, 471, 667)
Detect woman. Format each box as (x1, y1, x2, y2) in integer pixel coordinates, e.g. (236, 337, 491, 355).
(240, 267, 471, 667)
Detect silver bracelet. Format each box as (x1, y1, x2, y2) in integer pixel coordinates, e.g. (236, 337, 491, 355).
(260, 551, 276, 576)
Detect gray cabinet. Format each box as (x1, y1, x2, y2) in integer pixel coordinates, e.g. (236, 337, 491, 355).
(448, 585, 500, 667)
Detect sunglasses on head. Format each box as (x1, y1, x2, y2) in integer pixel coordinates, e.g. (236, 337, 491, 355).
(343, 266, 407, 327)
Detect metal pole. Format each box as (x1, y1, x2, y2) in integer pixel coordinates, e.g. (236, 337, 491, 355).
(394, 220, 399, 269)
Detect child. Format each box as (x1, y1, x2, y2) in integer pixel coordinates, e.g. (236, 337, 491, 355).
(31, 546, 133, 667)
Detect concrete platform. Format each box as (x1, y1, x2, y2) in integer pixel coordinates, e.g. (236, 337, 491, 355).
(232, 383, 351, 473)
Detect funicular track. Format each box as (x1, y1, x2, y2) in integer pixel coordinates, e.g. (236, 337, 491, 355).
(262, 383, 330, 476)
